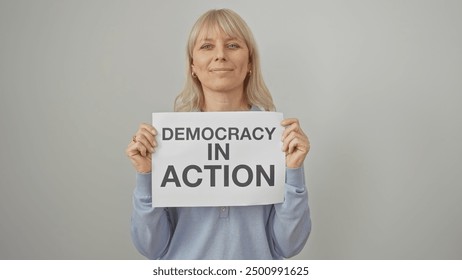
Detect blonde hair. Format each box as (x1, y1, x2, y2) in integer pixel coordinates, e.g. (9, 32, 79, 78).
(174, 9, 275, 112)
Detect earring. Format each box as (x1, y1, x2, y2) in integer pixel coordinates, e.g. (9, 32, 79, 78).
(192, 72, 197, 78)
(248, 70, 252, 76)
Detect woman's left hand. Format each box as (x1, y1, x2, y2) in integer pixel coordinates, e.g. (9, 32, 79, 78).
(281, 118, 310, 168)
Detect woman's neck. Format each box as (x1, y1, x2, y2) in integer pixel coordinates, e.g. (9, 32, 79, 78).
(201, 88, 250, 112)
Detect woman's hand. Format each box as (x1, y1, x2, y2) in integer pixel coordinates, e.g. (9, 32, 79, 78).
(126, 123, 157, 173)
(281, 118, 310, 169)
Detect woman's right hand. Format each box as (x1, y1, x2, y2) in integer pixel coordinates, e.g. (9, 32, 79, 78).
(126, 123, 157, 173)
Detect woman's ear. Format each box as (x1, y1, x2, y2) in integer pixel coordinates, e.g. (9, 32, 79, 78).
(191, 64, 198, 79)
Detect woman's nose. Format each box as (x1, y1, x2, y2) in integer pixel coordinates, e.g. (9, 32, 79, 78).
(214, 46, 226, 61)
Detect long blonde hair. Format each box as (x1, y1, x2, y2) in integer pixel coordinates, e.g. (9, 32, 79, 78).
(174, 9, 275, 112)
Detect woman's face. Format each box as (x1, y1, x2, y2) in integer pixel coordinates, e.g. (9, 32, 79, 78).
(191, 27, 250, 95)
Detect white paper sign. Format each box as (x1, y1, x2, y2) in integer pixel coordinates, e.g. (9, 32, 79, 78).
(151, 111, 285, 207)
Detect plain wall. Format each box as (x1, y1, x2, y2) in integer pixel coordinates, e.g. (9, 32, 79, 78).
(1, 0, 461, 259)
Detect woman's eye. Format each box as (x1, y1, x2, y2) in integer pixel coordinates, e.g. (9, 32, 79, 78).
(228, 43, 240, 49)
(200, 44, 213, 49)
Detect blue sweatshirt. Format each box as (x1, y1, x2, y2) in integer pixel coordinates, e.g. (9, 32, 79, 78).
(130, 167, 311, 259)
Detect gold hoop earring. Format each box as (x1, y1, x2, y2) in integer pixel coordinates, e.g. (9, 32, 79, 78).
(192, 72, 197, 78)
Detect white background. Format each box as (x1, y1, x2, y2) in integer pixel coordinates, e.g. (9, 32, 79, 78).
(0, 0, 461, 259)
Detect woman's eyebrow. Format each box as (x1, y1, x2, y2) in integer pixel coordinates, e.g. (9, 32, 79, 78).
(225, 37, 242, 42)
(199, 37, 242, 42)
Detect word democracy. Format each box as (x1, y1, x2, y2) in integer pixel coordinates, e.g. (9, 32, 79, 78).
(162, 126, 277, 141)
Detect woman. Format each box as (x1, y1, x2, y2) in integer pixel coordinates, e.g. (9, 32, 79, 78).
(126, 9, 311, 259)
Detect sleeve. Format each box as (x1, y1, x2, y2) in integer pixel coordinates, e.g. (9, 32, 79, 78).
(269, 167, 311, 258)
(130, 173, 173, 259)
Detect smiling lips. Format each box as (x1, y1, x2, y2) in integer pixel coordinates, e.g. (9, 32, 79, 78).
(210, 68, 233, 72)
